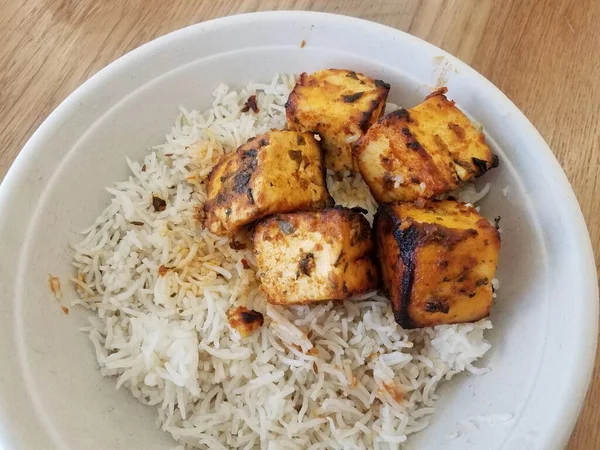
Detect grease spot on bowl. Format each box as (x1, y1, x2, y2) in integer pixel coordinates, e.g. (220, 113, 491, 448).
(432, 55, 455, 87)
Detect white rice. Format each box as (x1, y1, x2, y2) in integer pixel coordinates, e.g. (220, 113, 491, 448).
(72, 75, 493, 449)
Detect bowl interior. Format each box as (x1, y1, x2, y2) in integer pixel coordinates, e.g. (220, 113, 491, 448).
(0, 12, 595, 450)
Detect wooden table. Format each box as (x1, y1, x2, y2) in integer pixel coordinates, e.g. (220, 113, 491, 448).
(1, 0, 598, 447)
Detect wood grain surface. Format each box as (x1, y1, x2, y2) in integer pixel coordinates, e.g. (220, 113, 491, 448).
(1, 0, 598, 447)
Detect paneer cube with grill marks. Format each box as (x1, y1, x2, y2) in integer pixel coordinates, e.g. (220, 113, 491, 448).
(286, 69, 390, 172)
(203, 130, 333, 236)
(354, 109, 459, 203)
(410, 88, 498, 181)
(374, 200, 500, 329)
(353, 88, 498, 203)
(253, 208, 379, 305)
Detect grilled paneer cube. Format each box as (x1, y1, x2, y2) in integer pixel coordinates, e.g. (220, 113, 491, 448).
(409, 88, 498, 180)
(254, 208, 379, 305)
(286, 69, 390, 172)
(227, 306, 264, 338)
(204, 130, 333, 236)
(374, 200, 500, 329)
(354, 109, 459, 202)
(354, 88, 498, 203)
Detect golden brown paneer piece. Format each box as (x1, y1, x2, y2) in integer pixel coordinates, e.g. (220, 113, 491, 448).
(253, 208, 379, 305)
(353, 88, 498, 203)
(354, 109, 459, 203)
(286, 69, 390, 172)
(374, 200, 500, 329)
(204, 130, 333, 236)
(410, 88, 498, 181)
(227, 306, 264, 338)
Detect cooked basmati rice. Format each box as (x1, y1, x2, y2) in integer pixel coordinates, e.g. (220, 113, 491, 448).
(72, 75, 493, 449)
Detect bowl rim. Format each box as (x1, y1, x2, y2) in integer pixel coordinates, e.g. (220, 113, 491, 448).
(0, 10, 597, 450)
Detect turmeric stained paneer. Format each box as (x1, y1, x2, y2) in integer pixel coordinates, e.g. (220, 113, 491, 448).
(204, 130, 333, 236)
(286, 69, 390, 172)
(354, 109, 459, 202)
(374, 200, 500, 329)
(354, 88, 498, 203)
(254, 208, 379, 305)
(409, 88, 497, 181)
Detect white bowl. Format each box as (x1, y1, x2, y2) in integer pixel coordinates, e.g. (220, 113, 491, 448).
(0, 11, 597, 450)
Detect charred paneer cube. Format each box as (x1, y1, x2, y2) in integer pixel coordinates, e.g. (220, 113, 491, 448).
(286, 69, 390, 172)
(204, 130, 333, 236)
(253, 208, 379, 305)
(374, 200, 500, 329)
(227, 306, 264, 338)
(354, 88, 498, 203)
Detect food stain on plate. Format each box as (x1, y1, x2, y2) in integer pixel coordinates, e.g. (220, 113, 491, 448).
(433, 55, 458, 87)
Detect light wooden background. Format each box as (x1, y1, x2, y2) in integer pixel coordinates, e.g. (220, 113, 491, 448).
(1, 0, 598, 447)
